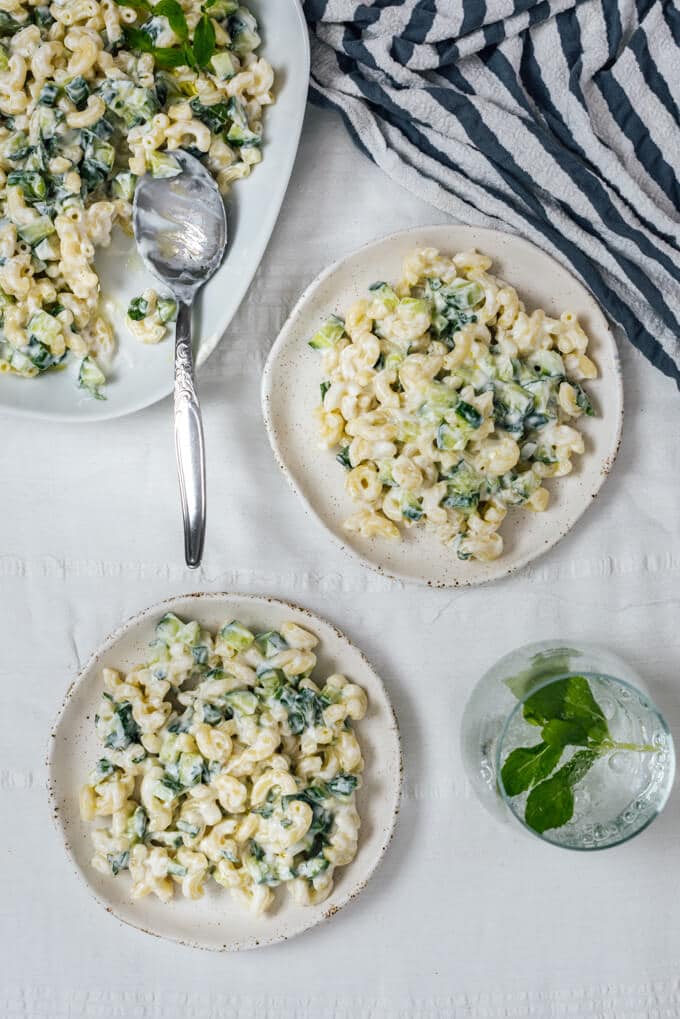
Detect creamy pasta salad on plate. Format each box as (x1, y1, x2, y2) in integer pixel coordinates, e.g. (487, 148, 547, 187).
(0, 0, 309, 419)
(262, 225, 624, 587)
(48, 594, 401, 950)
(310, 247, 596, 564)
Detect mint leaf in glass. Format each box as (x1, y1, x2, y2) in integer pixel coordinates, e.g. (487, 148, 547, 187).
(500, 741, 563, 797)
(524, 749, 598, 834)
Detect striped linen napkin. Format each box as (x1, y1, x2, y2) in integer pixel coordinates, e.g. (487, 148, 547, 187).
(303, 0, 680, 387)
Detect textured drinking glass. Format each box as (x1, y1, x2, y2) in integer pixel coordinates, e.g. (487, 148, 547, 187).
(461, 641, 675, 849)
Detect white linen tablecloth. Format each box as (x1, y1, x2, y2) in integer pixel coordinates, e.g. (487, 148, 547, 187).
(2, 105, 680, 1019)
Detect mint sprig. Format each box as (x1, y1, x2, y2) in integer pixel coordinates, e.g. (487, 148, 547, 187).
(193, 13, 216, 67)
(153, 0, 188, 40)
(501, 675, 657, 836)
(119, 0, 216, 70)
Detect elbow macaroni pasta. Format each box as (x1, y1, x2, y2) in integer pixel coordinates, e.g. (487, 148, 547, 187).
(310, 248, 597, 563)
(0, 2, 272, 398)
(80, 613, 367, 914)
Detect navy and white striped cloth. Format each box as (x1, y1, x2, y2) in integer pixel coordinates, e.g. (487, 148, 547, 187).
(303, 0, 680, 387)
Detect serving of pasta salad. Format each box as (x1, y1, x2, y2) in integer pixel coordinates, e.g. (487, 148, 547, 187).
(79, 613, 367, 914)
(310, 247, 597, 563)
(0, 0, 272, 397)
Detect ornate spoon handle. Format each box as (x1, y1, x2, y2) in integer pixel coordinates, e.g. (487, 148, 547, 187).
(174, 299, 206, 568)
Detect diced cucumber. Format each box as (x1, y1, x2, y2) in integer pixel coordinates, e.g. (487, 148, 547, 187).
(202, 702, 223, 725)
(78, 356, 106, 400)
(531, 349, 565, 378)
(159, 733, 180, 765)
(220, 619, 255, 651)
(256, 667, 285, 698)
(83, 131, 115, 172)
(326, 773, 358, 797)
(107, 850, 130, 876)
(25, 338, 64, 373)
(28, 309, 61, 348)
(127, 295, 149, 321)
(33, 6, 54, 27)
(226, 118, 261, 147)
(38, 81, 59, 106)
(65, 75, 89, 110)
(455, 399, 482, 428)
(574, 382, 595, 416)
(203, 0, 238, 15)
(5, 132, 31, 161)
(296, 854, 329, 879)
(192, 645, 209, 666)
(210, 49, 237, 79)
(178, 751, 203, 786)
(368, 280, 399, 313)
(336, 446, 351, 469)
(308, 314, 345, 350)
(103, 701, 140, 750)
(127, 805, 148, 842)
(254, 630, 288, 657)
(90, 758, 116, 783)
(17, 217, 54, 247)
(227, 8, 261, 55)
(155, 612, 184, 643)
(400, 492, 423, 522)
(154, 774, 182, 802)
(157, 297, 176, 323)
(442, 460, 484, 510)
(176, 818, 201, 837)
(111, 171, 137, 202)
(148, 150, 182, 178)
(223, 689, 258, 715)
(98, 79, 159, 128)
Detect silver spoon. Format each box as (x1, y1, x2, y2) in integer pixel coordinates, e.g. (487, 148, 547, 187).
(133, 151, 227, 569)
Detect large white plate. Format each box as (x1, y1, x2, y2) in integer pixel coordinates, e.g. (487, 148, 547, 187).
(262, 225, 624, 587)
(1, 0, 309, 422)
(47, 593, 402, 951)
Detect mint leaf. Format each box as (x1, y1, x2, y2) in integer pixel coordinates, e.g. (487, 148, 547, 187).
(193, 13, 215, 67)
(500, 741, 563, 797)
(504, 650, 574, 701)
(524, 749, 598, 834)
(114, 0, 152, 11)
(153, 44, 192, 67)
(525, 771, 574, 834)
(154, 0, 188, 40)
(560, 747, 599, 785)
(124, 25, 154, 51)
(541, 718, 590, 747)
(563, 675, 609, 742)
(522, 678, 570, 727)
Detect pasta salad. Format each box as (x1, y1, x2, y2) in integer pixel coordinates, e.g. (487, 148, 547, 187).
(80, 613, 367, 914)
(0, 0, 272, 397)
(310, 247, 597, 562)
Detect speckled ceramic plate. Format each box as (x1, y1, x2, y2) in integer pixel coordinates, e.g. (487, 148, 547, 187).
(47, 593, 402, 951)
(261, 225, 624, 587)
(0, 0, 309, 422)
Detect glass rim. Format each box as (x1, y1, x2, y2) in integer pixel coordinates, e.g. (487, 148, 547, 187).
(495, 670, 676, 852)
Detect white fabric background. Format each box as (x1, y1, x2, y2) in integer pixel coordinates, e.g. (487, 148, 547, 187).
(2, 105, 680, 1018)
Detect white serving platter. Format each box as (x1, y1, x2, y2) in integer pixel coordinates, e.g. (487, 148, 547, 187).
(1, 0, 309, 422)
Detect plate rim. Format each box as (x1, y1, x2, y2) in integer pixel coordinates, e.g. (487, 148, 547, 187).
(261, 223, 624, 588)
(46, 591, 403, 951)
(2, 0, 310, 424)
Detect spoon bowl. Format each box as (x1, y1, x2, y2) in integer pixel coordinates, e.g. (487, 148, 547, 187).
(133, 151, 228, 567)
